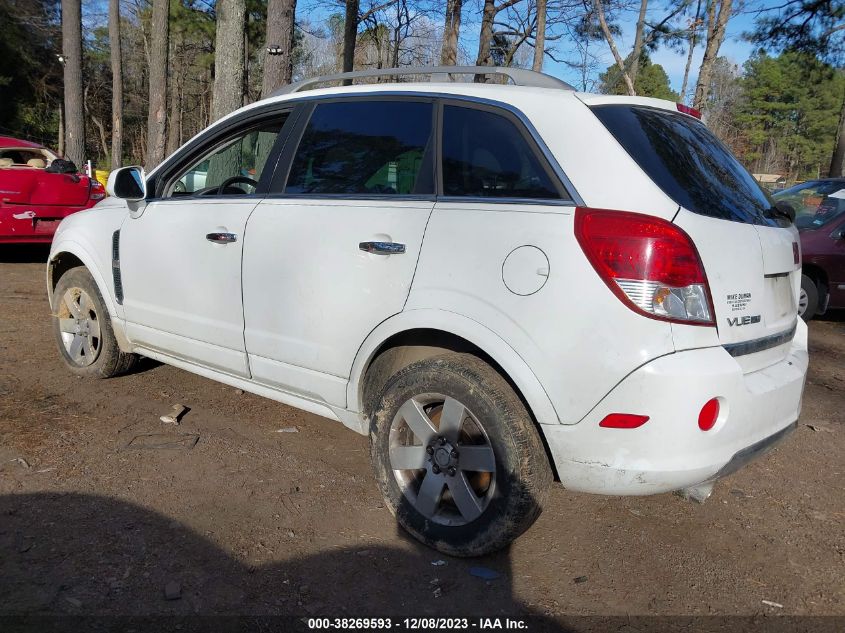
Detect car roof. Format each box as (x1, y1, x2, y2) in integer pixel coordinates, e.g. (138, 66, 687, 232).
(270, 81, 572, 102)
(0, 136, 46, 149)
(221, 81, 582, 122)
(782, 178, 845, 187)
(222, 81, 682, 126)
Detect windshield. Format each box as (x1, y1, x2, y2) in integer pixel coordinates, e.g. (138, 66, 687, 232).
(774, 180, 845, 230)
(592, 104, 778, 226)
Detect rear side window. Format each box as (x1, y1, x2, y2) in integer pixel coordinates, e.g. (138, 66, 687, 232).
(286, 100, 433, 195)
(592, 105, 777, 226)
(441, 105, 560, 199)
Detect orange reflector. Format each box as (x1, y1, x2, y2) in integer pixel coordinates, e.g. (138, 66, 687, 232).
(599, 413, 650, 429)
(698, 398, 720, 431)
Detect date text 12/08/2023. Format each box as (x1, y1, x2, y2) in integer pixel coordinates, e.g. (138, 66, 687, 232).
(306, 617, 529, 630)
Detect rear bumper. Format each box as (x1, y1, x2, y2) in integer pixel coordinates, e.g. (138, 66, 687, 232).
(0, 205, 91, 243)
(542, 319, 808, 495)
(710, 420, 796, 480)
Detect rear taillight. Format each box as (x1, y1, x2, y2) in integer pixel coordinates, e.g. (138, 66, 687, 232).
(575, 208, 715, 326)
(90, 180, 106, 200)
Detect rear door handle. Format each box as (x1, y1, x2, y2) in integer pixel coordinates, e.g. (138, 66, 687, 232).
(359, 241, 405, 255)
(206, 232, 237, 244)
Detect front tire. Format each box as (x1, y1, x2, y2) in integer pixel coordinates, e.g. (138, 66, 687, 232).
(369, 353, 552, 557)
(799, 274, 819, 321)
(52, 267, 137, 378)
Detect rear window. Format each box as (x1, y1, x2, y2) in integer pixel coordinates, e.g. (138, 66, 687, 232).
(441, 105, 561, 199)
(592, 105, 777, 226)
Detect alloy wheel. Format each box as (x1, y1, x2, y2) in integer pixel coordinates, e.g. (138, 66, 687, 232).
(798, 287, 808, 316)
(389, 394, 496, 526)
(56, 288, 102, 367)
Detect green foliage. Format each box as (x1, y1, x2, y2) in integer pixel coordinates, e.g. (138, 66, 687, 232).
(599, 53, 680, 101)
(749, 0, 844, 65)
(0, 0, 62, 144)
(732, 51, 844, 179)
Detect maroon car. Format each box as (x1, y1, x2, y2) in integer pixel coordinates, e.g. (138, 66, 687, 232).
(0, 136, 105, 244)
(774, 178, 845, 320)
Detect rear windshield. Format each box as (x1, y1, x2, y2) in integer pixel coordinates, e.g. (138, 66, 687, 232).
(592, 104, 777, 226)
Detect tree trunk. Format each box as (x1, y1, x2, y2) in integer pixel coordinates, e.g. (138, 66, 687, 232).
(440, 0, 462, 65)
(593, 0, 635, 95)
(693, 0, 732, 112)
(58, 101, 64, 157)
(342, 0, 359, 80)
(629, 0, 648, 83)
(393, 0, 406, 69)
(261, 0, 297, 97)
(475, 0, 496, 69)
(91, 114, 110, 163)
(392, 20, 400, 68)
(145, 0, 169, 170)
(212, 0, 246, 122)
(108, 0, 123, 169)
(532, 0, 546, 71)
(166, 32, 183, 156)
(829, 91, 845, 177)
(61, 0, 85, 167)
(680, 0, 702, 104)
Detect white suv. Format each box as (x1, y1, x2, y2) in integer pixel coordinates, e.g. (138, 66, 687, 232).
(47, 67, 808, 557)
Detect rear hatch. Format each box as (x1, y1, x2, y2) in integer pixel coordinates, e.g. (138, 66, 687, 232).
(585, 98, 800, 368)
(0, 168, 92, 207)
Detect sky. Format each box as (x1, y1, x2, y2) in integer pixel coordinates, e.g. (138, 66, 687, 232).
(82, 0, 777, 100)
(569, 4, 761, 99)
(455, 0, 774, 101)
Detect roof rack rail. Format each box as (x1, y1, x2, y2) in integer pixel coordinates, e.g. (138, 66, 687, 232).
(272, 66, 575, 96)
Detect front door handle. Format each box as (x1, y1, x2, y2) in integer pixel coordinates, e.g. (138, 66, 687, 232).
(206, 232, 237, 244)
(359, 241, 405, 255)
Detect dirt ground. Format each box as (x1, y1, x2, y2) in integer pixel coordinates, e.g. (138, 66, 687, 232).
(1, 245, 843, 626)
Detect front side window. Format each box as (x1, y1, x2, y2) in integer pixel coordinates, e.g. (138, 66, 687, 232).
(166, 121, 283, 197)
(285, 100, 434, 195)
(441, 105, 561, 199)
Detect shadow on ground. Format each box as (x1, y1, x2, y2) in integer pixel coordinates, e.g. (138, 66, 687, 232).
(2, 494, 823, 633)
(817, 309, 845, 322)
(0, 245, 51, 264)
(0, 492, 574, 631)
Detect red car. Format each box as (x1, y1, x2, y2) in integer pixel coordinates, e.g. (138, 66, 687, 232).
(0, 136, 105, 244)
(774, 178, 845, 320)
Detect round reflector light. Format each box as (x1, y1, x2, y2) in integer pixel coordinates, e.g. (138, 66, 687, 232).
(698, 398, 720, 431)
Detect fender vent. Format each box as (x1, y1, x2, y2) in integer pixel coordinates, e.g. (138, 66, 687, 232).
(112, 230, 124, 304)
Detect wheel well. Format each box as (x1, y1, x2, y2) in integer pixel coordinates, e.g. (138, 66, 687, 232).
(360, 328, 560, 481)
(802, 264, 829, 303)
(49, 252, 85, 293)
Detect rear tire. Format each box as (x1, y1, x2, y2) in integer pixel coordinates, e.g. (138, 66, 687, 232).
(52, 267, 137, 378)
(799, 274, 818, 321)
(369, 353, 552, 557)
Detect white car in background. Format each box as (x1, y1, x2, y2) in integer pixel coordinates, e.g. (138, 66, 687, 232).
(46, 66, 808, 557)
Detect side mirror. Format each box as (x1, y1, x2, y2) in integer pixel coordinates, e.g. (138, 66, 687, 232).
(107, 166, 147, 201)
